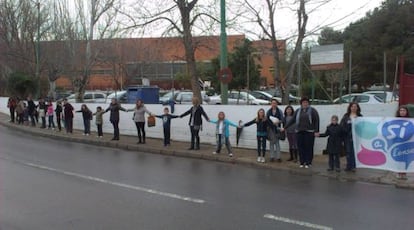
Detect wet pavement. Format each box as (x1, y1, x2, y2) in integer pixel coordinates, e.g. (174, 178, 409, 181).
(0, 112, 413, 190)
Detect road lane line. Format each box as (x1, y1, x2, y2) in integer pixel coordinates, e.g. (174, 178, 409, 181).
(6, 158, 205, 204)
(263, 214, 333, 230)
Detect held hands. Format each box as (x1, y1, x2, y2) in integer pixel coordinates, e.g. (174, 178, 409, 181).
(280, 128, 285, 132)
(314, 132, 320, 137)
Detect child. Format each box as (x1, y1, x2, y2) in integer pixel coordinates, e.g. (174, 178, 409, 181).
(47, 101, 55, 129)
(76, 104, 93, 135)
(155, 107, 179, 146)
(283, 105, 298, 162)
(23, 103, 29, 126)
(93, 106, 105, 138)
(209, 111, 239, 157)
(318, 115, 343, 172)
(55, 100, 63, 131)
(243, 108, 270, 163)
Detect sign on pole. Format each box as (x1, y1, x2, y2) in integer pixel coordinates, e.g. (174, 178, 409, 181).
(310, 44, 344, 71)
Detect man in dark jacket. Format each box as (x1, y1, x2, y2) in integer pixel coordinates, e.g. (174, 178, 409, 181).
(105, 98, 127, 140)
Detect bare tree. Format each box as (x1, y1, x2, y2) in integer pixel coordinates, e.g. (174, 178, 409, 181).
(242, 0, 285, 99)
(71, 0, 121, 101)
(123, 0, 219, 102)
(41, 0, 73, 99)
(0, 0, 43, 79)
(234, 0, 346, 103)
(282, 0, 308, 103)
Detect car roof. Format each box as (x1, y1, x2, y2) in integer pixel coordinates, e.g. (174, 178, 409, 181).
(107, 90, 127, 98)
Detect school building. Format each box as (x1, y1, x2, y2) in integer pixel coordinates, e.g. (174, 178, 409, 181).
(54, 35, 286, 91)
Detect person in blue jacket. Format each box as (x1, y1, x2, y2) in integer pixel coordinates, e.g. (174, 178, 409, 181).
(209, 111, 239, 157)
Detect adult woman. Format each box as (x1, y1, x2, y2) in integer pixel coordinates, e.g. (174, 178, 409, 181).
(129, 99, 153, 144)
(283, 105, 298, 162)
(266, 98, 284, 162)
(180, 97, 209, 150)
(105, 98, 127, 140)
(284, 97, 320, 168)
(340, 102, 362, 172)
(395, 105, 410, 179)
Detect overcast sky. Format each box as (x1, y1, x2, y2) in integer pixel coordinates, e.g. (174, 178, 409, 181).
(231, 0, 385, 41)
(116, 0, 385, 41)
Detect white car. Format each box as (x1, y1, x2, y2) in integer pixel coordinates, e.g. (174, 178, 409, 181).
(106, 90, 128, 103)
(159, 90, 181, 105)
(67, 91, 107, 103)
(363, 91, 398, 103)
(367, 83, 390, 91)
(209, 91, 270, 105)
(333, 93, 384, 104)
(174, 91, 210, 104)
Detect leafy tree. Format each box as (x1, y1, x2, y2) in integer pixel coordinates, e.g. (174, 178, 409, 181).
(318, 27, 343, 45)
(342, 0, 414, 88)
(7, 72, 37, 98)
(207, 39, 261, 93)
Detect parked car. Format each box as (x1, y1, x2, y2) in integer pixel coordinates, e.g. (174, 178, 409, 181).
(159, 90, 180, 105)
(367, 83, 390, 91)
(363, 91, 398, 103)
(174, 91, 210, 104)
(333, 93, 384, 104)
(250, 91, 273, 101)
(106, 90, 128, 103)
(209, 91, 270, 105)
(66, 91, 107, 103)
(263, 89, 300, 104)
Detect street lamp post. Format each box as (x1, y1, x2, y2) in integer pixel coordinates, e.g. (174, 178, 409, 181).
(220, 0, 228, 104)
(247, 56, 250, 104)
(35, 1, 40, 98)
(246, 52, 261, 104)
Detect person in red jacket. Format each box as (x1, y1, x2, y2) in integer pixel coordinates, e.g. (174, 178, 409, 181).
(7, 96, 17, 123)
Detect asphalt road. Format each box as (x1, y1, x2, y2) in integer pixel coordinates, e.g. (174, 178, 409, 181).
(1, 125, 413, 230)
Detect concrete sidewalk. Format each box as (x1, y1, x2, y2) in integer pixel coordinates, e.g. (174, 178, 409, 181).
(1, 112, 413, 190)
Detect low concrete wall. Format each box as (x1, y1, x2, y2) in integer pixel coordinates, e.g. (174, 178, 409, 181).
(0, 97, 398, 154)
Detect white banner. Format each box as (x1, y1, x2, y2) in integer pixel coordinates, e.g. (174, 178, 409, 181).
(353, 117, 414, 172)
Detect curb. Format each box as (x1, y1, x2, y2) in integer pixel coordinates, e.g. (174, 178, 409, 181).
(1, 119, 413, 190)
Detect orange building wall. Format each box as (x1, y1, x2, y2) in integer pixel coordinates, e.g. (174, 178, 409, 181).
(54, 35, 286, 90)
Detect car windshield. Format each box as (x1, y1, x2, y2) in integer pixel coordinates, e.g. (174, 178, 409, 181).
(373, 95, 384, 102)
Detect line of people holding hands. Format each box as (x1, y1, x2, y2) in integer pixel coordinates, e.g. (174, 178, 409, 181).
(10, 95, 393, 175)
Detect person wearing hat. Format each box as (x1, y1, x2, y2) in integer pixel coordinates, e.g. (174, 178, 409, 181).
(283, 97, 320, 168)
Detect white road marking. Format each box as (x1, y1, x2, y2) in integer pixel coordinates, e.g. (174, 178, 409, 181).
(11, 158, 205, 204)
(264, 214, 333, 230)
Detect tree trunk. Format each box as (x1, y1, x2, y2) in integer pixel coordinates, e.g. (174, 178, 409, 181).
(284, 0, 308, 104)
(48, 81, 56, 100)
(178, 0, 202, 102)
